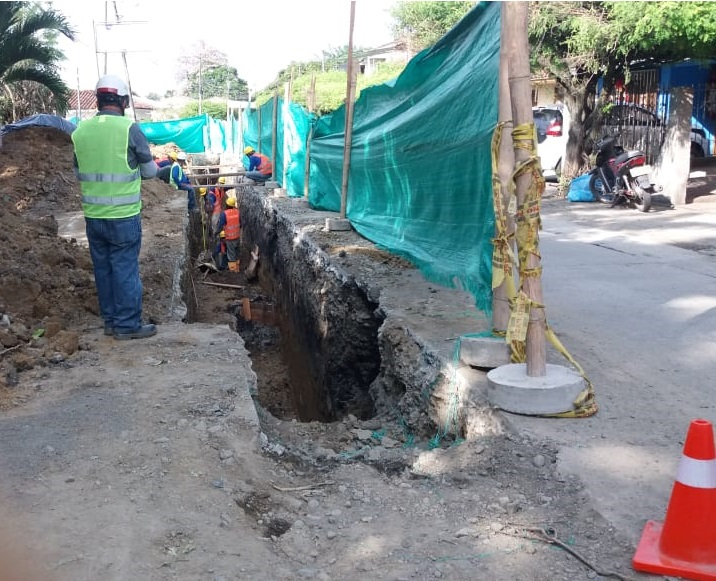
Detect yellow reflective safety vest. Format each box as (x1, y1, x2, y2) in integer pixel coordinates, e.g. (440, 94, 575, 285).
(71, 114, 142, 219)
(169, 162, 185, 189)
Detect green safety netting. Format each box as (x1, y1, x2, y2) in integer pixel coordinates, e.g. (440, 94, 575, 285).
(238, 2, 500, 313)
(324, 2, 497, 313)
(310, 1, 500, 313)
(140, 114, 207, 153)
(242, 100, 313, 195)
(139, 113, 242, 154)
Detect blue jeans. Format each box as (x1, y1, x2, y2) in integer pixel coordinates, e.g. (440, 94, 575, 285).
(245, 171, 270, 183)
(180, 185, 196, 209)
(85, 215, 143, 333)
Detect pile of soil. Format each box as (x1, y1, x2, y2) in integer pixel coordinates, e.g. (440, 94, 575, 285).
(0, 126, 178, 395)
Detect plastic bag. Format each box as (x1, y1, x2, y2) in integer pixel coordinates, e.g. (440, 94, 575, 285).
(567, 173, 595, 202)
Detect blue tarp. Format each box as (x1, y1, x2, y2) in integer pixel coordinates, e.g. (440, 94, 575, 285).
(1, 114, 76, 135)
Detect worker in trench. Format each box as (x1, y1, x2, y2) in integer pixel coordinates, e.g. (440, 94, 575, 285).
(243, 146, 273, 183)
(71, 74, 157, 340)
(169, 151, 196, 211)
(205, 176, 227, 237)
(211, 229, 228, 270)
(214, 196, 241, 272)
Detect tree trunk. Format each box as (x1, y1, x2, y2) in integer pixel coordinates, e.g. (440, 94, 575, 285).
(654, 86, 693, 206)
(560, 77, 597, 184)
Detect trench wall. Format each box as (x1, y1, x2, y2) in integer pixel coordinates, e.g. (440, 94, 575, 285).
(240, 188, 503, 440)
(241, 190, 382, 422)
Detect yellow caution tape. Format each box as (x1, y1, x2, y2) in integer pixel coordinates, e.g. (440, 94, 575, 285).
(489, 120, 598, 418)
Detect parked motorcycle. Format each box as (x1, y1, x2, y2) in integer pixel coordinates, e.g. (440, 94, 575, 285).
(588, 136, 658, 212)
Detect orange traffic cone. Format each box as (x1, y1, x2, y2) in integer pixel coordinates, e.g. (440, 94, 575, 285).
(633, 418, 716, 580)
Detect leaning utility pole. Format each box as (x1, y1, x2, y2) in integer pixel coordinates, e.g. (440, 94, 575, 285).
(505, 1, 546, 375)
(340, 0, 357, 220)
(492, 6, 517, 333)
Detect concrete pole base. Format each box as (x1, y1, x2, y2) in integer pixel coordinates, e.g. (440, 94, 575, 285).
(264, 181, 280, 189)
(271, 188, 287, 198)
(325, 218, 352, 231)
(486, 363, 586, 415)
(459, 335, 511, 369)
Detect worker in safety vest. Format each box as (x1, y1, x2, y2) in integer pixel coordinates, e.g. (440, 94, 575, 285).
(71, 73, 157, 340)
(206, 176, 226, 237)
(243, 146, 272, 183)
(215, 196, 241, 272)
(169, 151, 196, 211)
(211, 230, 228, 271)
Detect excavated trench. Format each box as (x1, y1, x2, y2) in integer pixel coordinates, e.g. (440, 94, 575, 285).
(182, 190, 384, 424)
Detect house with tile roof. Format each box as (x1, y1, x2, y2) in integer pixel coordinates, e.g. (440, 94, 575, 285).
(66, 90, 156, 122)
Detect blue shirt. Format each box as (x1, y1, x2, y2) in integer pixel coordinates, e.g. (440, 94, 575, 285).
(248, 154, 262, 172)
(171, 164, 192, 189)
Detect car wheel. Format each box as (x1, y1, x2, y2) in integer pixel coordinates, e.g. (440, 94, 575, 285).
(554, 159, 562, 179)
(691, 142, 705, 158)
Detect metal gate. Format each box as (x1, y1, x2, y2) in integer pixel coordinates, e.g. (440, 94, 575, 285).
(594, 69, 665, 164)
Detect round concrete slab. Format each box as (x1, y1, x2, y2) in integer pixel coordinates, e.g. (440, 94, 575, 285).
(486, 363, 586, 415)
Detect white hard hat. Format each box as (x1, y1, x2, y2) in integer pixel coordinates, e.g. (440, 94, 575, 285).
(95, 74, 129, 97)
(177, 151, 187, 161)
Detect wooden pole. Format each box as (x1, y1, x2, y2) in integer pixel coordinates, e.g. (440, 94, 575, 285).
(340, 0, 357, 220)
(505, 1, 546, 376)
(238, 105, 244, 158)
(271, 92, 278, 177)
(492, 3, 517, 333)
(283, 81, 290, 187)
(304, 74, 316, 199)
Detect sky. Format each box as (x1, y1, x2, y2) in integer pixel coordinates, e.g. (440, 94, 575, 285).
(51, 0, 397, 98)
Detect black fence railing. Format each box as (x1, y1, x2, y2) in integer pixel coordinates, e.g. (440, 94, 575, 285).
(593, 68, 715, 163)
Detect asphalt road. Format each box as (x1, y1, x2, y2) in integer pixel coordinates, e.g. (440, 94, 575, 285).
(506, 194, 716, 544)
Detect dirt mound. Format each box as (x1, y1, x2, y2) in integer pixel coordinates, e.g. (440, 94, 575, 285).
(0, 125, 179, 397)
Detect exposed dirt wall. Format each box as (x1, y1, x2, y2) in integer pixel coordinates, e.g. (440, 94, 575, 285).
(238, 189, 503, 441)
(241, 190, 382, 422)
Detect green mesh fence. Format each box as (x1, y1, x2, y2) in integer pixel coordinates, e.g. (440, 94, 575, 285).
(243, 99, 313, 196)
(140, 114, 208, 154)
(242, 1, 499, 314)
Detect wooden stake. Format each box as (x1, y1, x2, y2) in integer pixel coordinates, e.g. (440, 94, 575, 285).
(272, 92, 278, 179)
(257, 105, 262, 153)
(505, 1, 546, 376)
(283, 82, 290, 187)
(304, 74, 316, 199)
(492, 3, 517, 333)
(340, 1, 357, 220)
(199, 281, 245, 290)
(241, 297, 252, 320)
(238, 105, 244, 158)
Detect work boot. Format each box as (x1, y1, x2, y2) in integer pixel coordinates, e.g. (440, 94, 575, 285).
(228, 261, 238, 272)
(114, 324, 157, 341)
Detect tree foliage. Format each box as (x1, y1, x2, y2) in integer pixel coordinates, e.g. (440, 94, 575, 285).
(264, 45, 370, 96)
(255, 61, 407, 115)
(529, 1, 716, 180)
(179, 100, 228, 120)
(178, 42, 248, 100)
(390, 1, 475, 51)
(0, 1, 75, 122)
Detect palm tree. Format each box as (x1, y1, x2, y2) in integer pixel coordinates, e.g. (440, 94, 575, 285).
(0, 2, 75, 122)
